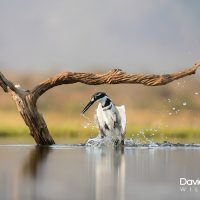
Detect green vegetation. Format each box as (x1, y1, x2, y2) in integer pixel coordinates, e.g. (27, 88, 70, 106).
(1, 121, 200, 144)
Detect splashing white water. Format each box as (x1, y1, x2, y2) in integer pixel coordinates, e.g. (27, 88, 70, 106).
(85, 135, 121, 147)
(182, 102, 187, 106)
(81, 114, 96, 129)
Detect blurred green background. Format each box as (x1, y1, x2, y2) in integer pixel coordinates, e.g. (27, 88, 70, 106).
(0, 72, 200, 144)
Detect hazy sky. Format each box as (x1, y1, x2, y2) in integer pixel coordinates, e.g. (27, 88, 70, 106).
(0, 0, 200, 73)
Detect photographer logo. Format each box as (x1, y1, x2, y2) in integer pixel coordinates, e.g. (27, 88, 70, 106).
(180, 178, 200, 192)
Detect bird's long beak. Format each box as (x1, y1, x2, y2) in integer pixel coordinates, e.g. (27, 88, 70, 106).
(81, 100, 95, 114)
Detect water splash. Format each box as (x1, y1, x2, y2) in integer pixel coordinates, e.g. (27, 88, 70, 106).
(85, 135, 121, 147)
(81, 114, 96, 129)
(182, 102, 187, 106)
(137, 129, 158, 147)
(167, 98, 171, 103)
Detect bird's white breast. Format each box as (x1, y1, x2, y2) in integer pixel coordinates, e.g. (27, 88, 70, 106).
(96, 104, 115, 130)
(95, 103, 126, 138)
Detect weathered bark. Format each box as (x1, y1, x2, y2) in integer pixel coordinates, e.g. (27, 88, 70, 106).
(0, 60, 200, 145)
(0, 72, 55, 145)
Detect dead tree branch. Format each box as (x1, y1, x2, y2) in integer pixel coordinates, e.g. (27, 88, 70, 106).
(0, 60, 200, 145)
(31, 60, 200, 104)
(0, 72, 55, 145)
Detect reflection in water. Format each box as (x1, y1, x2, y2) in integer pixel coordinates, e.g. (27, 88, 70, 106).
(1, 145, 200, 200)
(20, 146, 51, 200)
(86, 147, 125, 200)
(22, 146, 51, 178)
(0, 146, 52, 200)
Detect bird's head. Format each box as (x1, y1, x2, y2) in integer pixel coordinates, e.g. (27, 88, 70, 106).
(81, 92, 108, 114)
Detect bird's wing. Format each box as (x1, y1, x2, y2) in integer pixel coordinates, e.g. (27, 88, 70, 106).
(116, 105, 126, 135)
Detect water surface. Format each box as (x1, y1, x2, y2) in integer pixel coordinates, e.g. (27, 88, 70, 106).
(0, 145, 200, 200)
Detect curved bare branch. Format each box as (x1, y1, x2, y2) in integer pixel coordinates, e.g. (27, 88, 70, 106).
(0, 72, 17, 93)
(31, 60, 200, 103)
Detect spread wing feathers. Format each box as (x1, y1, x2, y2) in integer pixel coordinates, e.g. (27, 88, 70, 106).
(116, 105, 126, 135)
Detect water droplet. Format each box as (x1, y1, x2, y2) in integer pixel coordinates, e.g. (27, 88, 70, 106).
(172, 107, 176, 110)
(149, 142, 158, 147)
(182, 102, 187, 106)
(135, 139, 140, 145)
(169, 112, 172, 115)
(168, 99, 171, 103)
(194, 92, 199, 95)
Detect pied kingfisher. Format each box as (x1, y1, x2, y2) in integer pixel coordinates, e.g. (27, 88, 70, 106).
(81, 92, 126, 145)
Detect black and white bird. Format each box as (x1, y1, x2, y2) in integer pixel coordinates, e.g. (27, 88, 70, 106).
(81, 92, 126, 145)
